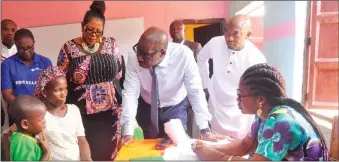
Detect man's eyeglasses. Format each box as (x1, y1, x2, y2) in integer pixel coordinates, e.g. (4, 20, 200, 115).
(17, 45, 34, 53)
(237, 89, 258, 102)
(84, 25, 103, 36)
(133, 43, 159, 60)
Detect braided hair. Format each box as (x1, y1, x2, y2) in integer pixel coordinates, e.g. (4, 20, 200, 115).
(240, 63, 328, 160)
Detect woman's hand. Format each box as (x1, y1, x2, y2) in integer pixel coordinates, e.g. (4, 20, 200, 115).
(191, 140, 209, 150)
(192, 141, 225, 161)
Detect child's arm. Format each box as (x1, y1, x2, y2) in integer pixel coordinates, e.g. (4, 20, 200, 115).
(78, 136, 91, 161)
(73, 105, 91, 160)
(37, 135, 50, 161)
(1, 124, 17, 160)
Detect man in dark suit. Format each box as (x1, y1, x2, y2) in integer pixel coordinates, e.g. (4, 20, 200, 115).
(169, 20, 202, 62)
(169, 20, 202, 138)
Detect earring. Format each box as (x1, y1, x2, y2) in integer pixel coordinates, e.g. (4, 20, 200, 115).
(257, 102, 263, 117)
(99, 37, 103, 43)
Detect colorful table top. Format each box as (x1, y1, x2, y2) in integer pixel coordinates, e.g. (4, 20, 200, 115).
(115, 139, 170, 161)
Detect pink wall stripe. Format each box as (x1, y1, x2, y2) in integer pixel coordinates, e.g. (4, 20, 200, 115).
(1, 1, 228, 33)
(264, 20, 295, 41)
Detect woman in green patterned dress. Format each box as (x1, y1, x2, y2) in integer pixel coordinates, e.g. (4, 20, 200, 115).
(192, 63, 328, 161)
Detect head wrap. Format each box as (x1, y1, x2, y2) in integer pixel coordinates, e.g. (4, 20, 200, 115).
(34, 66, 66, 100)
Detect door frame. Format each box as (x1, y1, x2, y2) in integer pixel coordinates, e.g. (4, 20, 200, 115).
(302, 1, 312, 108)
(180, 18, 226, 25)
(302, 1, 339, 109)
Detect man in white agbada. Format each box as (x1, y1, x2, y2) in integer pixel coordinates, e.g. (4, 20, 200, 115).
(197, 15, 266, 140)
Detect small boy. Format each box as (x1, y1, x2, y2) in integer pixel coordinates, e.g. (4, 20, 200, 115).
(8, 95, 50, 161)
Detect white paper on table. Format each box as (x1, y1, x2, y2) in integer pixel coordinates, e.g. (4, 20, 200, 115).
(163, 139, 231, 160)
(164, 119, 190, 144)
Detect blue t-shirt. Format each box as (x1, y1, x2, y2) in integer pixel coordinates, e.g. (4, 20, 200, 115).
(1, 53, 52, 96)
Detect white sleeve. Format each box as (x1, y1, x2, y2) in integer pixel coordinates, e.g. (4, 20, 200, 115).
(197, 39, 213, 89)
(120, 52, 141, 136)
(71, 105, 85, 137)
(183, 48, 212, 130)
(246, 44, 266, 67)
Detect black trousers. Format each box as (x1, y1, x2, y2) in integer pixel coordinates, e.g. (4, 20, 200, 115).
(136, 97, 189, 139)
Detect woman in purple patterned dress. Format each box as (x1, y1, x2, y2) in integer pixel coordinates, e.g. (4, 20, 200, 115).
(192, 63, 328, 161)
(57, 1, 125, 160)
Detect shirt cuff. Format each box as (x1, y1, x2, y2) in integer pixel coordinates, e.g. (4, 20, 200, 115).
(124, 124, 135, 136)
(197, 120, 209, 130)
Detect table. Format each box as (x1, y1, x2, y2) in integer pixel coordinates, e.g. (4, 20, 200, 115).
(115, 139, 172, 160)
(115, 138, 233, 160)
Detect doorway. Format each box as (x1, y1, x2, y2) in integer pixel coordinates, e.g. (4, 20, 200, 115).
(181, 18, 226, 78)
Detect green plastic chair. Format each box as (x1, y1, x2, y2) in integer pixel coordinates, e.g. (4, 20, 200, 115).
(121, 124, 144, 140)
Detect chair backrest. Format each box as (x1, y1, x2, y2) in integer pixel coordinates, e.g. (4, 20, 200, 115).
(330, 115, 339, 161)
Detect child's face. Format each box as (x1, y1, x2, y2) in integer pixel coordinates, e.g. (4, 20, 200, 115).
(24, 107, 46, 135)
(45, 76, 68, 107)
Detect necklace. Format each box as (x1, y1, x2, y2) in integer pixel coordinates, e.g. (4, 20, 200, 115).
(82, 42, 99, 54)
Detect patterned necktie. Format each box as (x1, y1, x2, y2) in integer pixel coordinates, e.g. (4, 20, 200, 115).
(150, 66, 159, 138)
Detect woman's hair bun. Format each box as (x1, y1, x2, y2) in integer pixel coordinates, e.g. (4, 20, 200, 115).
(90, 1, 106, 15)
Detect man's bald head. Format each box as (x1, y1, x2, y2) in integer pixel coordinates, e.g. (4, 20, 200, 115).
(227, 14, 251, 33)
(169, 20, 185, 43)
(139, 26, 168, 51)
(224, 14, 252, 51)
(136, 27, 168, 68)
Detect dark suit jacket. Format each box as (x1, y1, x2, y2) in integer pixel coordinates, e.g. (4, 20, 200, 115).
(183, 40, 202, 62)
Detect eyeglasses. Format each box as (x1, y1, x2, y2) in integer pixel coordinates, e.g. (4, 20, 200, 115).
(133, 43, 159, 60)
(17, 45, 34, 53)
(84, 25, 103, 36)
(237, 89, 258, 102)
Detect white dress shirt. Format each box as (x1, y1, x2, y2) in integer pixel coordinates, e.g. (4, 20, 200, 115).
(1, 43, 17, 61)
(172, 39, 185, 45)
(197, 36, 266, 139)
(1, 43, 17, 132)
(121, 42, 212, 136)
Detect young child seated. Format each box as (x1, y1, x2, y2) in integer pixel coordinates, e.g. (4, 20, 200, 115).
(33, 66, 91, 160)
(8, 95, 50, 161)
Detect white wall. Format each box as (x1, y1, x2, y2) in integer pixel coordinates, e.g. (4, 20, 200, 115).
(28, 17, 144, 65)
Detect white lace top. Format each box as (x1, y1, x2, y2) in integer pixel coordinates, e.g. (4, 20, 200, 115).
(44, 104, 85, 160)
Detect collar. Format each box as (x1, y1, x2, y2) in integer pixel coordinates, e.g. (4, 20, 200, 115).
(172, 39, 185, 45)
(157, 53, 169, 67)
(14, 52, 39, 63)
(156, 44, 172, 67)
(1, 42, 16, 50)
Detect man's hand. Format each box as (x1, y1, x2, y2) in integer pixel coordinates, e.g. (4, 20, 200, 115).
(200, 132, 226, 142)
(120, 135, 134, 146)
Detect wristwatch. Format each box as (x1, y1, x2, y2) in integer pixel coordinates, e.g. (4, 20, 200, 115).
(200, 128, 211, 133)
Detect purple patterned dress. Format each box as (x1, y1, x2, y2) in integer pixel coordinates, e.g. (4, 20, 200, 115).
(57, 37, 125, 160)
